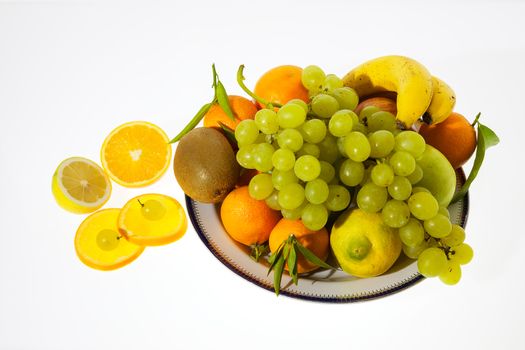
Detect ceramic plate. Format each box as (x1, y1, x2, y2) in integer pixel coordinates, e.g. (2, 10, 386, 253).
(186, 169, 468, 303)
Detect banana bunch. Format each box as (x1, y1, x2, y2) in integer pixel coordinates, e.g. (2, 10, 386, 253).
(342, 56, 455, 128)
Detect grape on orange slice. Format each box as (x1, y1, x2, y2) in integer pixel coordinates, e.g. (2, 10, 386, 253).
(101, 121, 172, 187)
(75, 209, 145, 271)
(52, 157, 111, 214)
(118, 194, 187, 246)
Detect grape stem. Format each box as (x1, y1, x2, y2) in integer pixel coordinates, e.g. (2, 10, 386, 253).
(236, 65, 282, 109)
(137, 199, 144, 207)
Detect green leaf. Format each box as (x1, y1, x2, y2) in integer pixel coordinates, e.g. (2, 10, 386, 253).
(287, 243, 298, 285)
(451, 114, 499, 203)
(273, 255, 285, 296)
(216, 81, 236, 122)
(295, 239, 334, 270)
(249, 243, 268, 262)
(267, 241, 285, 275)
(169, 102, 213, 143)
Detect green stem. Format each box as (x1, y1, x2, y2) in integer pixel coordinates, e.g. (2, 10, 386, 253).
(236, 65, 282, 109)
(471, 112, 481, 127)
(169, 102, 213, 143)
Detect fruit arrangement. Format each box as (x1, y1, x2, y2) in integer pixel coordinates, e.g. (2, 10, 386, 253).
(171, 56, 498, 295)
(53, 55, 498, 298)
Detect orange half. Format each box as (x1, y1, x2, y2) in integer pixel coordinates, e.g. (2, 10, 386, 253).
(118, 193, 187, 246)
(75, 208, 145, 271)
(101, 121, 172, 187)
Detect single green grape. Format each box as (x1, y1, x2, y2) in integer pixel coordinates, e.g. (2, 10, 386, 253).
(235, 119, 259, 146)
(271, 169, 298, 190)
(417, 247, 448, 277)
(406, 164, 423, 184)
(325, 185, 351, 211)
(141, 199, 167, 221)
(357, 182, 388, 213)
(311, 94, 339, 118)
(255, 109, 279, 135)
(96, 229, 120, 251)
(272, 148, 295, 171)
(411, 186, 430, 194)
(395, 131, 426, 158)
(294, 155, 321, 182)
(359, 106, 380, 121)
(301, 203, 329, 231)
(381, 199, 410, 228)
(318, 161, 336, 183)
(388, 176, 412, 201)
(318, 134, 340, 163)
(328, 109, 354, 137)
(337, 136, 348, 158)
(277, 128, 303, 152)
(438, 206, 450, 218)
(322, 74, 343, 92)
(389, 151, 416, 176)
(332, 87, 359, 110)
(439, 261, 462, 285)
(408, 191, 439, 220)
(424, 214, 452, 238)
(248, 173, 274, 200)
(403, 240, 428, 259)
(265, 191, 282, 211)
(281, 203, 306, 220)
(339, 159, 364, 187)
(278, 183, 305, 210)
(236, 144, 257, 169)
(253, 143, 275, 172)
(301, 65, 325, 91)
(305, 179, 329, 204)
(441, 224, 465, 247)
(277, 103, 307, 129)
(399, 218, 425, 247)
(450, 243, 473, 265)
(367, 111, 397, 132)
(371, 163, 395, 187)
(297, 143, 320, 158)
(368, 130, 395, 158)
(344, 132, 371, 162)
(301, 119, 327, 144)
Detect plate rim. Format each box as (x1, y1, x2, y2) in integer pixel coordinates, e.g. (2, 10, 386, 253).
(186, 168, 469, 303)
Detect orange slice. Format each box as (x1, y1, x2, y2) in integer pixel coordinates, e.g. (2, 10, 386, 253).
(101, 121, 172, 187)
(52, 157, 111, 214)
(75, 208, 145, 271)
(118, 194, 187, 246)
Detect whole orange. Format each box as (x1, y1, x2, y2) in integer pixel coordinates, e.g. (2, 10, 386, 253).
(220, 186, 281, 246)
(254, 65, 309, 108)
(269, 219, 329, 274)
(419, 112, 477, 169)
(203, 95, 258, 130)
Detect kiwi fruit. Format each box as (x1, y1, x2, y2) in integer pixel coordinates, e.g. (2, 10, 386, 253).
(174, 127, 240, 203)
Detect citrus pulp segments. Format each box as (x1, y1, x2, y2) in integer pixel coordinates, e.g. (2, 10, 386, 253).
(100, 121, 172, 187)
(52, 157, 111, 214)
(75, 208, 145, 271)
(118, 194, 187, 246)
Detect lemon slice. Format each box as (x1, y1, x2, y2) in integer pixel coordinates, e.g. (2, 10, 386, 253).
(101, 121, 172, 188)
(52, 157, 111, 214)
(118, 194, 187, 246)
(75, 208, 145, 271)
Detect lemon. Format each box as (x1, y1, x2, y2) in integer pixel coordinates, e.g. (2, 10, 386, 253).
(75, 208, 144, 270)
(52, 157, 111, 214)
(330, 208, 401, 278)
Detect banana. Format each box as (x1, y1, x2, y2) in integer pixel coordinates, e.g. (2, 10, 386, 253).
(423, 76, 456, 125)
(342, 55, 433, 129)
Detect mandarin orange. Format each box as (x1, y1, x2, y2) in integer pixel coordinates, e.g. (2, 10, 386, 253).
(253, 65, 309, 108)
(203, 95, 257, 130)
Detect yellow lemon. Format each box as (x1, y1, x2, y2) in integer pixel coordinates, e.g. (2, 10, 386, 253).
(75, 208, 145, 271)
(118, 194, 187, 246)
(331, 208, 401, 278)
(52, 157, 111, 214)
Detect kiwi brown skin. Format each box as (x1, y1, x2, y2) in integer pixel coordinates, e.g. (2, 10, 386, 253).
(174, 127, 240, 203)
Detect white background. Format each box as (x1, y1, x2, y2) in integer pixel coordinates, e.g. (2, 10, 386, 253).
(1, 1, 524, 349)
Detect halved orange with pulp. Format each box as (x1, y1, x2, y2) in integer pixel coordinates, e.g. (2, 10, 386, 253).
(101, 121, 172, 187)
